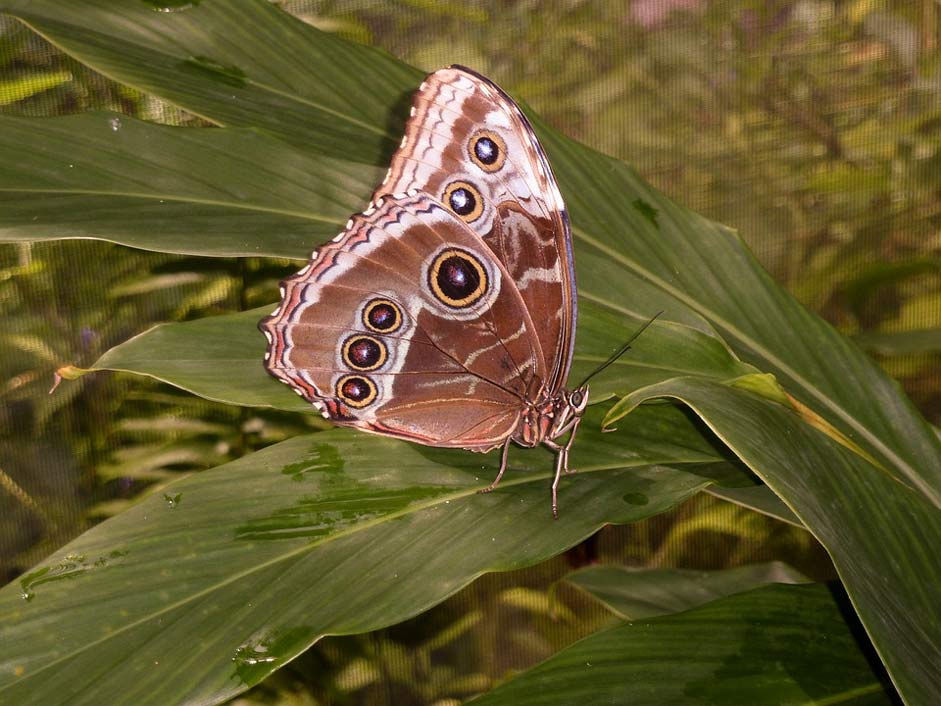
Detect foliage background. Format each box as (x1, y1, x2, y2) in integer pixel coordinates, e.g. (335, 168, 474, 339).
(1, 0, 938, 703)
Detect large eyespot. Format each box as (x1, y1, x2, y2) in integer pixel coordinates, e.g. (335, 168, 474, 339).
(336, 374, 377, 409)
(342, 335, 387, 371)
(443, 180, 483, 223)
(428, 248, 488, 308)
(469, 130, 506, 172)
(362, 298, 402, 333)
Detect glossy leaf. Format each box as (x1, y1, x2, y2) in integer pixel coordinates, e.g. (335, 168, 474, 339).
(470, 583, 896, 706)
(0, 425, 708, 706)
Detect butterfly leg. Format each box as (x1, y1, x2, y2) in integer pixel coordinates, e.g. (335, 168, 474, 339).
(544, 416, 583, 518)
(561, 416, 581, 475)
(550, 445, 565, 519)
(478, 438, 513, 496)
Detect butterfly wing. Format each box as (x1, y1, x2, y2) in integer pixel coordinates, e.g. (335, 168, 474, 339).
(375, 65, 576, 395)
(260, 194, 546, 451)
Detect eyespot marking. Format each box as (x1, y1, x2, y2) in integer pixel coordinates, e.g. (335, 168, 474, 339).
(362, 298, 402, 333)
(469, 130, 506, 172)
(443, 180, 483, 223)
(336, 374, 377, 408)
(428, 248, 488, 308)
(342, 335, 387, 371)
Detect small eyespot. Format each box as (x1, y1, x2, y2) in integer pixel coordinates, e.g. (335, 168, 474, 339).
(336, 374, 377, 409)
(362, 298, 402, 333)
(428, 248, 488, 308)
(342, 335, 387, 371)
(443, 181, 483, 223)
(469, 130, 506, 172)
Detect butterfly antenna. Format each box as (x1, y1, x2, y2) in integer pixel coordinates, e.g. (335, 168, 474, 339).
(575, 312, 663, 389)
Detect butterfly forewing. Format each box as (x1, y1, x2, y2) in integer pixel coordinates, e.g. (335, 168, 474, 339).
(375, 66, 576, 396)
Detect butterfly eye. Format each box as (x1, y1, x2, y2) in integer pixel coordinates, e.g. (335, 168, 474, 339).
(428, 248, 488, 308)
(362, 298, 402, 333)
(443, 181, 484, 223)
(342, 335, 387, 371)
(336, 374, 377, 408)
(469, 130, 506, 172)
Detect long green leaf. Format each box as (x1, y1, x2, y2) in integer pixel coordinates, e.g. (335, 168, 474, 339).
(1, 0, 420, 161)
(565, 563, 810, 620)
(470, 583, 896, 706)
(0, 113, 378, 257)
(80, 302, 753, 415)
(0, 427, 708, 706)
(6, 0, 937, 505)
(1, 1, 938, 703)
(605, 377, 941, 704)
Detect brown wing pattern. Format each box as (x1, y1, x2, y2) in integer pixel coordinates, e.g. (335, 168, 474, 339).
(375, 66, 577, 395)
(260, 194, 546, 451)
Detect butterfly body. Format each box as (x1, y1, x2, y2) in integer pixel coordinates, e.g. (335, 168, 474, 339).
(261, 65, 583, 516)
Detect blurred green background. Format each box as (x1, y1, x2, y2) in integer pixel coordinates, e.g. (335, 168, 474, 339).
(1, 1, 938, 704)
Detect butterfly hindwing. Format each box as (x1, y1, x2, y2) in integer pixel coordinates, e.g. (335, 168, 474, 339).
(261, 193, 547, 451)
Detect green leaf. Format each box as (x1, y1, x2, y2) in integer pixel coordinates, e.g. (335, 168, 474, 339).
(0, 427, 708, 706)
(542, 128, 941, 508)
(79, 301, 752, 417)
(84, 307, 309, 412)
(2, 2, 938, 704)
(604, 377, 941, 705)
(675, 461, 805, 526)
(0, 113, 379, 257)
(469, 583, 896, 706)
(565, 563, 809, 620)
(705, 484, 803, 527)
(0, 0, 422, 161)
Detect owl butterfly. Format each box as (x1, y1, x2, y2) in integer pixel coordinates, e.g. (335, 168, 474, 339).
(260, 65, 586, 517)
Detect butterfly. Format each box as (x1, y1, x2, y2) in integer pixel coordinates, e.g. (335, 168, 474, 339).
(260, 65, 587, 517)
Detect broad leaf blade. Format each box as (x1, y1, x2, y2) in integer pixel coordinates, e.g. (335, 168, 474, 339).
(606, 377, 941, 705)
(0, 113, 378, 257)
(470, 583, 896, 706)
(88, 307, 308, 412)
(0, 429, 708, 706)
(1, 0, 420, 161)
(0, 3, 937, 704)
(565, 563, 809, 620)
(83, 302, 753, 414)
(542, 129, 941, 507)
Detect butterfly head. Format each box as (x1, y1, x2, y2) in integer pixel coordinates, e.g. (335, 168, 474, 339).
(567, 386, 590, 415)
(547, 386, 590, 441)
